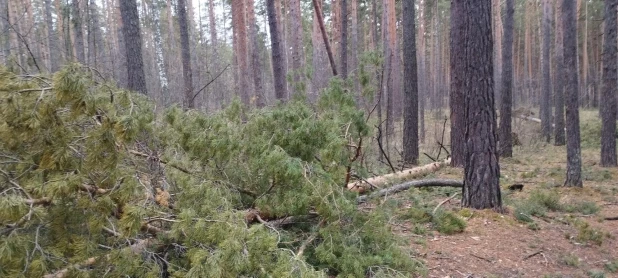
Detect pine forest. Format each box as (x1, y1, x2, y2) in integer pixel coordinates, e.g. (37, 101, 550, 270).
(1, 0, 618, 277)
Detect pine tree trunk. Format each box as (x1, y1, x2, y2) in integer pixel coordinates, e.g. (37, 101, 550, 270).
(383, 0, 397, 145)
(600, 0, 617, 167)
(340, 0, 348, 79)
(311, 0, 329, 99)
(72, 0, 85, 63)
(247, 0, 265, 107)
(461, 0, 502, 210)
(563, 0, 583, 187)
(554, 0, 566, 145)
(44, 0, 59, 72)
(418, 1, 426, 144)
(493, 0, 503, 106)
(177, 0, 194, 109)
(449, 0, 465, 167)
(267, 0, 288, 101)
(288, 0, 304, 94)
(350, 0, 359, 93)
(332, 0, 341, 62)
(208, 0, 217, 46)
(0, 0, 8, 65)
(119, 0, 147, 95)
(402, 0, 418, 166)
(499, 0, 514, 158)
(541, 0, 552, 142)
(231, 0, 251, 105)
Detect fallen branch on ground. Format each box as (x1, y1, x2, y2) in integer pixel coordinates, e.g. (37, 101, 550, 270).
(605, 216, 618, 221)
(432, 192, 460, 214)
(523, 250, 543, 260)
(513, 115, 565, 130)
(356, 178, 463, 203)
(348, 157, 451, 193)
(470, 253, 493, 263)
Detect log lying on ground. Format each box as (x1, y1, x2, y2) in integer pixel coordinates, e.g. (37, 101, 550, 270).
(514, 114, 542, 123)
(347, 157, 451, 193)
(356, 178, 463, 203)
(513, 114, 565, 130)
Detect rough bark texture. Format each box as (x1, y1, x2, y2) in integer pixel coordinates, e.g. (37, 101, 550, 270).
(403, 0, 418, 165)
(72, 0, 85, 63)
(177, 0, 194, 109)
(119, 0, 147, 95)
(449, 0, 465, 167)
(541, 0, 552, 142)
(563, 0, 583, 187)
(554, 1, 566, 145)
(461, 0, 502, 210)
(340, 0, 348, 79)
(499, 0, 514, 157)
(267, 0, 288, 101)
(600, 0, 617, 167)
(231, 0, 251, 105)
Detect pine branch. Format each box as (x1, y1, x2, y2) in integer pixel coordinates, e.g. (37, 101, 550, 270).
(356, 179, 463, 204)
(44, 239, 155, 278)
(128, 150, 192, 174)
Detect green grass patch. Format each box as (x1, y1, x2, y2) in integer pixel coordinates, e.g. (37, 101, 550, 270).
(398, 207, 432, 224)
(587, 269, 606, 278)
(559, 254, 581, 267)
(575, 221, 607, 246)
(604, 260, 618, 273)
(583, 168, 613, 182)
(563, 201, 600, 215)
(432, 211, 466, 235)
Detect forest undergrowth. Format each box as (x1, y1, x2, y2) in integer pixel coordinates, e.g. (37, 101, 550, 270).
(384, 108, 618, 277)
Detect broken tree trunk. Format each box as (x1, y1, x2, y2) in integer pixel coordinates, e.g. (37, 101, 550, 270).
(513, 114, 565, 130)
(356, 178, 463, 203)
(348, 157, 451, 193)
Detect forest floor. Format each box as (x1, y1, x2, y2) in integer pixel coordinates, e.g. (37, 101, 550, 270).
(374, 110, 618, 277)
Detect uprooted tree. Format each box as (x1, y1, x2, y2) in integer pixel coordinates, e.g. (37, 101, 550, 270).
(0, 66, 423, 277)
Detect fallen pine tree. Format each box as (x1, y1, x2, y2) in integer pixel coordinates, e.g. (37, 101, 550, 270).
(0, 69, 423, 277)
(347, 157, 452, 193)
(356, 179, 463, 203)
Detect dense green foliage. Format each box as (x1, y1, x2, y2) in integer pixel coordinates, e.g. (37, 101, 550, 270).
(0, 66, 422, 277)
